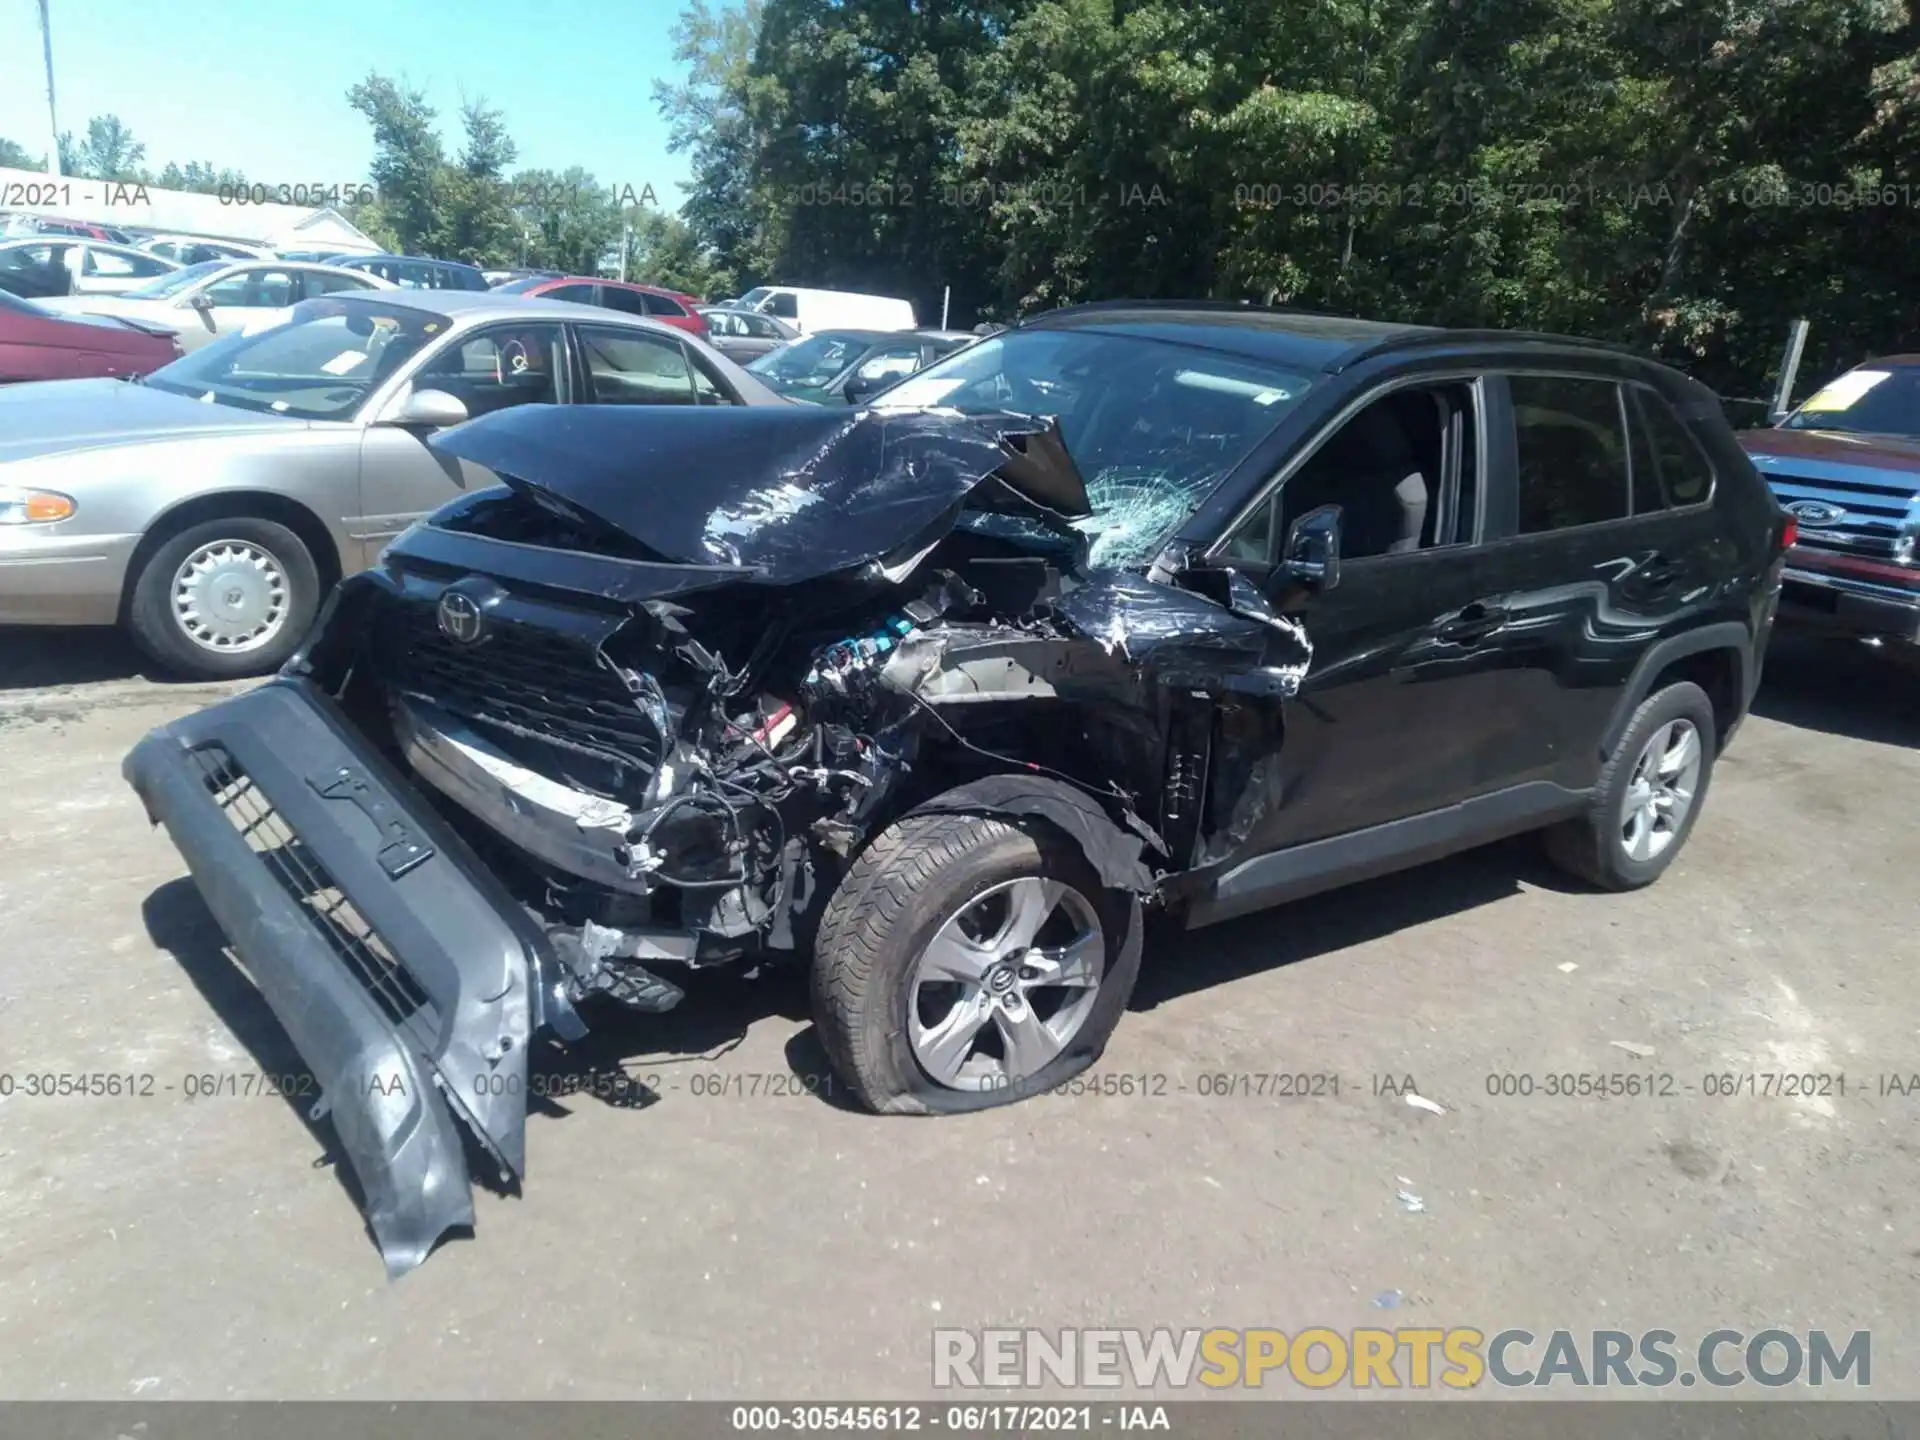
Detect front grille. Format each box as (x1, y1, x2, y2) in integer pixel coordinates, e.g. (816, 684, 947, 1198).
(375, 603, 666, 769)
(193, 743, 435, 1038)
(1764, 469, 1918, 560)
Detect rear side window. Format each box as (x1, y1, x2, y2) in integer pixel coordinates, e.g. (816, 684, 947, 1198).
(1631, 390, 1716, 510)
(545, 283, 596, 304)
(1510, 375, 1629, 533)
(642, 291, 687, 317)
(599, 286, 651, 317)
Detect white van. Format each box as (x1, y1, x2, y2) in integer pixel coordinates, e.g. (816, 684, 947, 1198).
(736, 285, 916, 334)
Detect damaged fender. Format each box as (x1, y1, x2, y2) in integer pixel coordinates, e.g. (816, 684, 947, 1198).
(904, 774, 1164, 897)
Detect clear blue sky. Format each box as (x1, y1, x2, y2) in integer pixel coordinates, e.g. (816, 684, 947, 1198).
(0, 0, 694, 199)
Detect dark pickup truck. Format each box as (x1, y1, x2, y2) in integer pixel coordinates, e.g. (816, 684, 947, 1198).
(1741, 357, 1920, 646)
(124, 303, 1790, 1274)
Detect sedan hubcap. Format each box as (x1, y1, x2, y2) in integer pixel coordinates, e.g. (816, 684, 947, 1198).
(907, 876, 1105, 1091)
(1621, 718, 1702, 863)
(171, 541, 289, 653)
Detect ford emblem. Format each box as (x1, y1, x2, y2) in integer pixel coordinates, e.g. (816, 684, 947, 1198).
(1783, 500, 1846, 528)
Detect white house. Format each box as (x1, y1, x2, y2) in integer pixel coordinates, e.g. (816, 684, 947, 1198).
(0, 166, 381, 253)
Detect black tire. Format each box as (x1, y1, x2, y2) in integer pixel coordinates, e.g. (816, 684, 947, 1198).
(1543, 680, 1718, 891)
(811, 811, 1143, 1115)
(126, 515, 321, 680)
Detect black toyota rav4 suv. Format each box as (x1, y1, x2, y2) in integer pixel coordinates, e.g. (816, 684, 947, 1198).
(125, 303, 1790, 1273)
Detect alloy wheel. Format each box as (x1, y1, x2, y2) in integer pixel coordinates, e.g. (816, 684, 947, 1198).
(1621, 718, 1703, 863)
(907, 876, 1106, 1091)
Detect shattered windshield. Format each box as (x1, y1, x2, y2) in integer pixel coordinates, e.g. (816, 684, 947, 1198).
(874, 328, 1313, 566)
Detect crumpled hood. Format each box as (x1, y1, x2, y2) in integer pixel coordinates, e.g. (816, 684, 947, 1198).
(428, 403, 1091, 583)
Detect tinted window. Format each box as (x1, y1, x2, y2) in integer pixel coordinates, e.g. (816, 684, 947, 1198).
(767, 292, 799, 319)
(600, 286, 651, 317)
(577, 325, 699, 404)
(642, 291, 687, 317)
(545, 283, 597, 304)
(1631, 390, 1715, 510)
(1510, 375, 1629, 533)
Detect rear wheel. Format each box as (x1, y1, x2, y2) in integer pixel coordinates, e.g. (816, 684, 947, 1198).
(811, 811, 1141, 1114)
(126, 516, 321, 680)
(1544, 680, 1716, 890)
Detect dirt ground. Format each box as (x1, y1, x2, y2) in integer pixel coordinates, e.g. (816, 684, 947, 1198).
(0, 626, 1915, 1400)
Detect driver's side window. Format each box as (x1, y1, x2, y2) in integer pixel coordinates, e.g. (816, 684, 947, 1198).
(1224, 381, 1477, 566)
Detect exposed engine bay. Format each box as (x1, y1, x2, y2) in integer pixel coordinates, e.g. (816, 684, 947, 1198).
(291, 404, 1315, 1022)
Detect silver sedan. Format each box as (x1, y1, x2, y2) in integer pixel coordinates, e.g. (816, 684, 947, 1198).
(0, 289, 786, 678)
(37, 259, 393, 352)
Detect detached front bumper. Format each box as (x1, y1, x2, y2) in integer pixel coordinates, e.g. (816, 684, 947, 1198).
(123, 677, 555, 1275)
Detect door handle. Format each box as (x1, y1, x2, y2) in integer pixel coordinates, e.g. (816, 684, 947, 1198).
(1436, 602, 1507, 643)
(1636, 555, 1684, 588)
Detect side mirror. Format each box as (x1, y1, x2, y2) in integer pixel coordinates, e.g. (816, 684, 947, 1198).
(187, 292, 217, 331)
(842, 374, 881, 406)
(380, 387, 470, 429)
(1280, 504, 1343, 593)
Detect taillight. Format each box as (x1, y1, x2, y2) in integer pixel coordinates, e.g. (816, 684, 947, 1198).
(1781, 515, 1798, 550)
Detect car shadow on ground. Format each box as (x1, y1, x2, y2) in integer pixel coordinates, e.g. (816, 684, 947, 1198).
(139, 876, 370, 1218)
(143, 830, 1570, 1141)
(0, 626, 155, 691)
(1750, 629, 1919, 747)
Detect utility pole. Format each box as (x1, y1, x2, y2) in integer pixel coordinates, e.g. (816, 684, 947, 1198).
(38, 0, 62, 176)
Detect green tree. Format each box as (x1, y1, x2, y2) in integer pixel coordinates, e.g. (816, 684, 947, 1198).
(438, 100, 520, 265)
(346, 74, 446, 254)
(624, 207, 722, 295)
(0, 136, 40, 169)
(64, 114, 147, 180)
(512, 167, 624, 273)
(655, 0, 777, 296)
(155, 160, 247, 195)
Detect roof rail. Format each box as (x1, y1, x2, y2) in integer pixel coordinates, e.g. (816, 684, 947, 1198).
(1021, 297, 1376, 324)
(1331, 326, 1651, 371)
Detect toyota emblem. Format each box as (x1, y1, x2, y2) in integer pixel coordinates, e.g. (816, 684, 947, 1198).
(437, 589, 486, 645)
(1783, 500, 1847, 528)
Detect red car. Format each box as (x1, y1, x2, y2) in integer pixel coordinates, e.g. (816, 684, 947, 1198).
(0, 287, 182, 382)
(491, 274, 708, 335)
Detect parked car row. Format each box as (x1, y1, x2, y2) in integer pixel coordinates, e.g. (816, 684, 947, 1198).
(0, 290, 782, 676)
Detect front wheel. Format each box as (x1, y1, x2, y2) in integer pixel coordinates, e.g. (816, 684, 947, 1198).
(126, 516, 321, 680)
(811, 811, 1142, 1114)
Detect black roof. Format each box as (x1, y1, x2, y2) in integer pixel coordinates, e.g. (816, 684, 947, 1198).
(1017, 299, 1644, 373)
